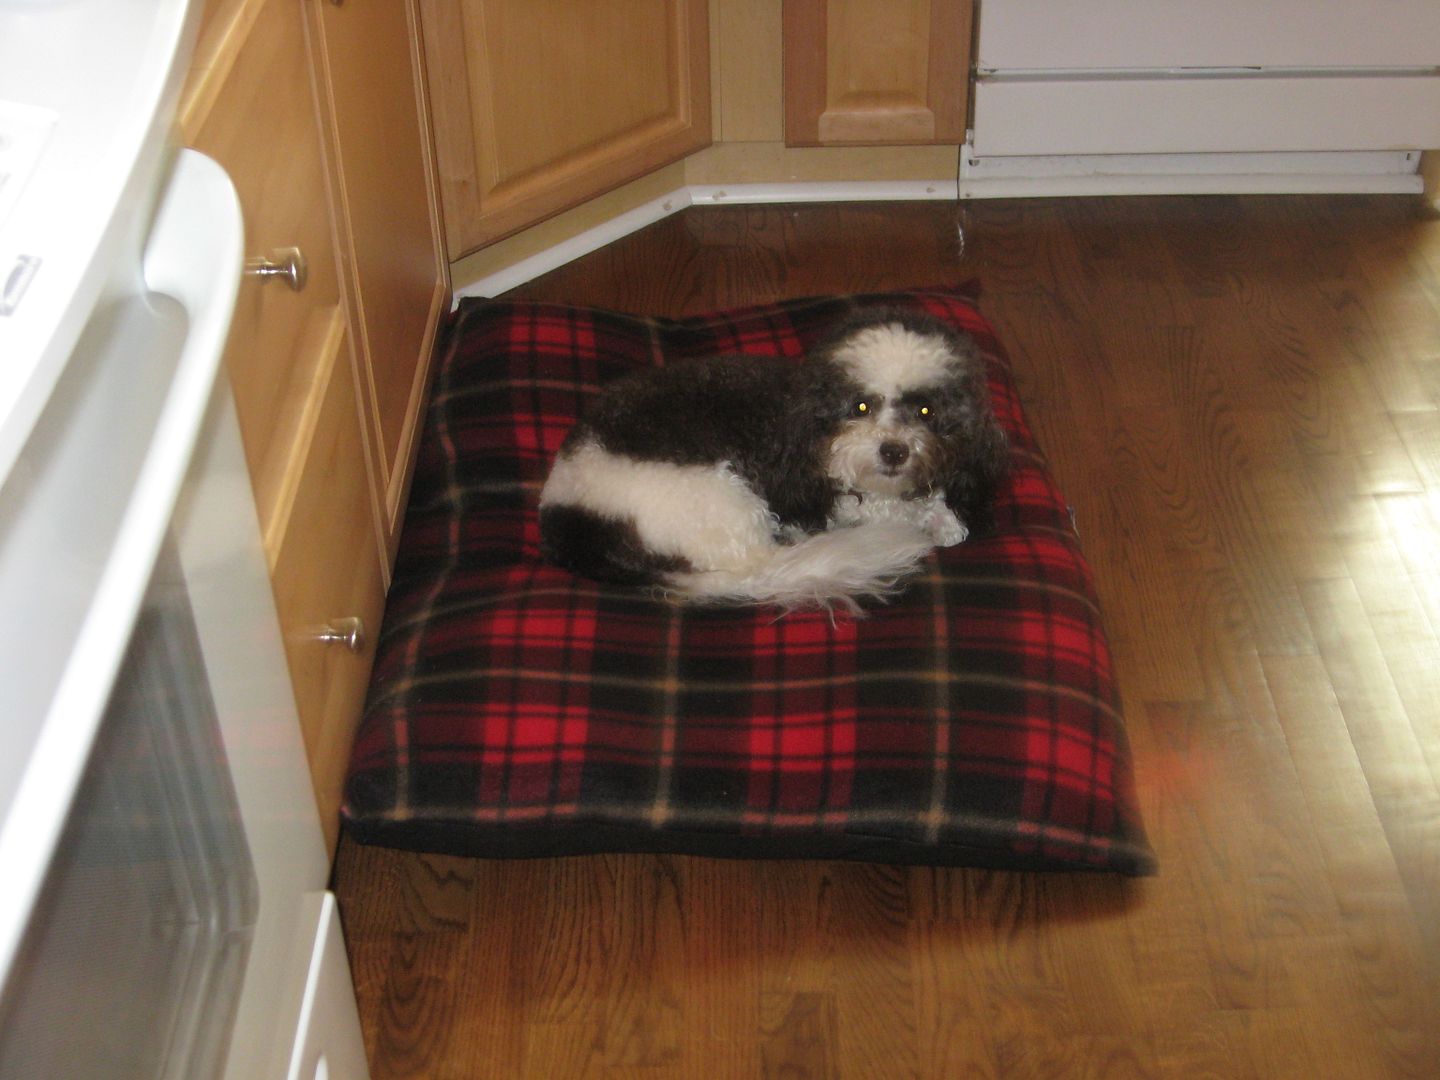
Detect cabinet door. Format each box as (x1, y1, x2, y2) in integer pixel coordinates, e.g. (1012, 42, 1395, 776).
(307, 0, 450, 561)
(784, 0, 972, 146)
(420, 0, 711, 256)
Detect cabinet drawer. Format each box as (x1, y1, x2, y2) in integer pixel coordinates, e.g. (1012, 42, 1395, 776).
(183, 0, 343, 536)
(269, 331, 386, 857)
(976, 0, 1440, 72)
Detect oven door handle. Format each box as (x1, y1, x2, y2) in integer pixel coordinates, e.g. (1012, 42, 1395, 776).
(142, 147, 244, 419)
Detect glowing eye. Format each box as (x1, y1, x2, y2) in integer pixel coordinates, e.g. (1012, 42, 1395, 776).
(851, 400, 871, 417)
(919, 405, 931, 418)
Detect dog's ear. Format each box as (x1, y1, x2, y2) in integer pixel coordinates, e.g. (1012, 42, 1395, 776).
(930, 347, 1009, 536)
(940, 407, 1008, 536)
(765, 362, 848, 531)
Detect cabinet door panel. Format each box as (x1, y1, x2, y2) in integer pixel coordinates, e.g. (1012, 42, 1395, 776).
(784, 0, 972, 146)
(422, 0, 711, 255)
(309, 0, 449, 555)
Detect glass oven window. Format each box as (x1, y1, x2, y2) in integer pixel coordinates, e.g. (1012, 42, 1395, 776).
(0, 538, 259, 1079)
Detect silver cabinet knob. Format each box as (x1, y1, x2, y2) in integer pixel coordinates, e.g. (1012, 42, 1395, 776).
(244, 246, 308, 291)
(312, 616, 365, 654)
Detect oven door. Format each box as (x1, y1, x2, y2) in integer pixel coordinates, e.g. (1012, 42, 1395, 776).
(0, 147, 368, 1079)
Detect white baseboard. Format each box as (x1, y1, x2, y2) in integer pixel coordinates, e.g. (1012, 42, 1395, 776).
(454, 189, 691, 302)
(453, 180, 958, 302)
(959, 148, 1424, 198)
(453, 154, 1423, 301)
(688, 179, 959, 205)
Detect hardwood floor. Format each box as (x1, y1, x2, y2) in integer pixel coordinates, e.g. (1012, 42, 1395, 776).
(333, 196, 1440, 1078)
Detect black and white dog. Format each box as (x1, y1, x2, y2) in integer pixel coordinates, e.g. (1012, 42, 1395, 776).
(539, 309, 1008, 610)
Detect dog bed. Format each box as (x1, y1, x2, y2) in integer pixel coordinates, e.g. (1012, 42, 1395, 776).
(342, 285, 1156, 874)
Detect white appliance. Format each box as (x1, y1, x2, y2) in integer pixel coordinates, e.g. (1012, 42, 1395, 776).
(0, 2, 369, 1077)
(964, 0, 1440, 196)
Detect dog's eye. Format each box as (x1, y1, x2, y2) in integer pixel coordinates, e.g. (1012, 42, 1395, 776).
(850, 400, 871, 418)
(916, 403, 934, 423)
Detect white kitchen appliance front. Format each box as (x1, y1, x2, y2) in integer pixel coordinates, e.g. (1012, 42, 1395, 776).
(0, 2, 369, 1077)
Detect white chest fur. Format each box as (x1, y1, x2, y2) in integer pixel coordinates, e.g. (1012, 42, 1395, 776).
(829, 489, 969, 547)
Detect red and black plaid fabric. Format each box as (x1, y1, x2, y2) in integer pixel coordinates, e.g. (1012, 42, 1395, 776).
(343, 286, 1156, 874)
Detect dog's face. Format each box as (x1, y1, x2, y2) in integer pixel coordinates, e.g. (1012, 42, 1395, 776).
(816, 320, 977, 499)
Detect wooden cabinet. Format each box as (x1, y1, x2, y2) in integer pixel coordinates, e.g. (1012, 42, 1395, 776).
(783, 0, 973, 146)
(419, 0, 711, 256)
(182, 0, 448, 854)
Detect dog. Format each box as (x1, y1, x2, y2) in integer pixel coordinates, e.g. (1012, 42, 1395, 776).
(538, 308, 1008, 610)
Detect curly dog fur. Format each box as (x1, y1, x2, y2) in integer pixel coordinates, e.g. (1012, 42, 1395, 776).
(539, 309, 1008, 609)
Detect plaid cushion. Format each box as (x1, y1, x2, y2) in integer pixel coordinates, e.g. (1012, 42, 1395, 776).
(343, 286, 1156, 874)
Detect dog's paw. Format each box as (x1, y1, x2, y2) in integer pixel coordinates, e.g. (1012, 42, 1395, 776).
(776, 523, 811, 545)
(828, 492, 865, 529)
(923, 506, 969, 547)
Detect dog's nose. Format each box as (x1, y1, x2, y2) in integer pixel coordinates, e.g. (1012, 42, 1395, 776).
(879, 441, 910, 468)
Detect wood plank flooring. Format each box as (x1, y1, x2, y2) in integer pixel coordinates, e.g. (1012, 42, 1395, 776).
(333, 196, 1440, 1078)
